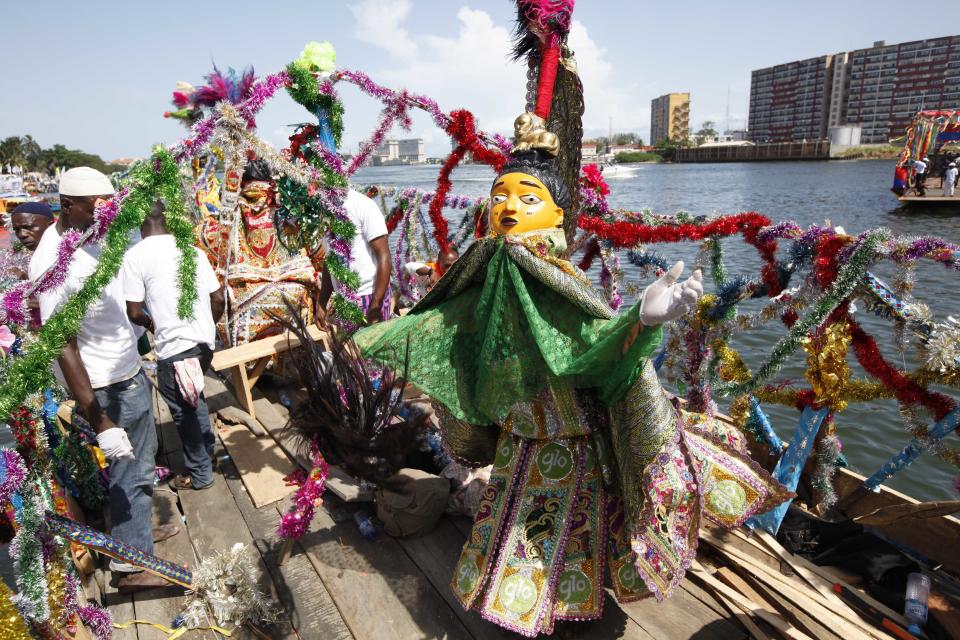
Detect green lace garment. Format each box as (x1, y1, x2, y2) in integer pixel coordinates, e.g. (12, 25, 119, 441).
(354, 236, 663, 426)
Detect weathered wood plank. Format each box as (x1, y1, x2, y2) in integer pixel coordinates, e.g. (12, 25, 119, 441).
(216, 417, 296, 508)
(299, 505, 474, 639)
(98, 567, 137, 640)
(178, 465, 296, 639)
(393, 517, 512, 640)
(619, 580, 746, 640)
(132, 488, 215, 640)
(221, 464, 352, 640)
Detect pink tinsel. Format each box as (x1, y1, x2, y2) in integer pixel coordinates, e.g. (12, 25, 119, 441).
(277, 443, 330, 540)
(348, 92, 412, 175)
(0, 448, 26, 503)
(77, 605, 112, 640)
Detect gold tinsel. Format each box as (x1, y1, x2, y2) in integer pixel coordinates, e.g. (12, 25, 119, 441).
(803, 322, 853, 411)
(713, 340, 752, 383)
(0, 580, 34, 640)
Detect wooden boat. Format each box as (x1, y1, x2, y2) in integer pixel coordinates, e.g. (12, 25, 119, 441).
(82, 361, 960, 640)
(893, 110, 960, 206)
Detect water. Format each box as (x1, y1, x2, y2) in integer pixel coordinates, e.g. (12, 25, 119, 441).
(355, 160, 960, 502)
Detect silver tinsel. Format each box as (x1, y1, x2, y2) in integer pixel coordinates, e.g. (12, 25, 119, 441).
(180, 543, 277, 629)
(924, 316, 960, 374)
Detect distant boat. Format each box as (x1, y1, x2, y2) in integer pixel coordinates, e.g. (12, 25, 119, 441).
(601, 163, 641, 178)
(891, 109, 960, 205)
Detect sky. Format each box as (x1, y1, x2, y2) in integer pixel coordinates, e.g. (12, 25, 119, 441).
(4, 1, 959, 161)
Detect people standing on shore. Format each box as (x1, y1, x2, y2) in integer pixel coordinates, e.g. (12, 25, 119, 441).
(29, 167, 176, 593)
(123, 201, 225, 492)
(912, 157, 929, 196)
(317, 189, 392, 324)
(945, 162, 958, 197)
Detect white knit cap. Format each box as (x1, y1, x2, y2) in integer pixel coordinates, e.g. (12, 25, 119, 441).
(59, 167, 115, 197)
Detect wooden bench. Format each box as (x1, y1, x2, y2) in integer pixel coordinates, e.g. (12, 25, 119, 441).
(211, 324, 329, 421)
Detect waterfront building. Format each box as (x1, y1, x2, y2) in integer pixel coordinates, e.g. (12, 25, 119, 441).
(748, 35, 960, 144)
(650, 93, 690, 145)
(367, 138, 425, 165)
(581, 143, 599, 163)
(748, 55, 833, 143)
(844, 37, 960, 143)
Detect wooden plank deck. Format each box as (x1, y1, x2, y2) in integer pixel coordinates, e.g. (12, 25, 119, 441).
(95, 371, 747, 639)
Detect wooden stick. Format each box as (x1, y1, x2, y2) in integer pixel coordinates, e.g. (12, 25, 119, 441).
(713, 589, 774, 640)
(703, 533, 890, 640)
(690, 562, 813, 640)
(744, 529, 909, 628)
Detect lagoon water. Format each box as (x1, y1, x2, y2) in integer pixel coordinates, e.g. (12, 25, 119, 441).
(0, 160, 956, 588)
(355, 159, 960, 503)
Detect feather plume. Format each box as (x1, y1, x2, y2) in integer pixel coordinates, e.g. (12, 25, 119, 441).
(511, 0, 576, 59)
(277, 303, 425, 484)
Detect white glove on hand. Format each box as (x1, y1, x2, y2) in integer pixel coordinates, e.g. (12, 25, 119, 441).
(96, 427, 135, 460)
(639, 261, 704, 326)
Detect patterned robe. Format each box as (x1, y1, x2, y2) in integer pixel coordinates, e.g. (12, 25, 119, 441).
(355, 232, 789, 637)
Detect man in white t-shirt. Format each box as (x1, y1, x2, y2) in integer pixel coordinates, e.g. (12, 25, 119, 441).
(318, 190, 392, 323)
(123, 201, 225, 492)
(29, 167, 173, 593)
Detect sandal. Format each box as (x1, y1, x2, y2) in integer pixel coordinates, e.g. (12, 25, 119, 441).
(169, 475, 213, 491)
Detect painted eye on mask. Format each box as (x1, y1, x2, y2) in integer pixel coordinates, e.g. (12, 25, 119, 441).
(491, 194, 507, 204)
(520, 195, 542, 205)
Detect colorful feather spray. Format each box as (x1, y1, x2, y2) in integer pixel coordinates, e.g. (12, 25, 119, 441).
(164, 65, 258, 127)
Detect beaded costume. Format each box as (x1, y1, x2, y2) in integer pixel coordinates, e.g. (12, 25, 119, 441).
(356, 226, 790, 636)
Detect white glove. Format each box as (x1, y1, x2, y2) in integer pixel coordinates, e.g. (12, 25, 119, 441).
(96, 427, 135, 460)
(639, 261, 704, 326)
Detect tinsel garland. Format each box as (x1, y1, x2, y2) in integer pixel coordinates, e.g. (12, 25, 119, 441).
(180, 543, 277, 628)
(598, 245, 623, 310)
(714, 230, 888, 397)
(803, 320, 852, 411)
(11, 480, 49, 620)
(0, 150, 184, 420)
(0, 449, 26, 503)
(811, 432, 843, 509)
(848, 315, 956, 421)
(429, 109, 507, 254)
(277, 443, 330, 540)
(0, 580, 33, 640)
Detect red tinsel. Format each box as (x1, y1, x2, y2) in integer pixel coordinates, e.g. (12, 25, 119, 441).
(813, 235, 848, 288)
(848, 316, 956, 421)
(430, 109, 507, 253)
(385, 205, 405, 233)
(8, 406, 39, 461)
(577, 211, 781, 294)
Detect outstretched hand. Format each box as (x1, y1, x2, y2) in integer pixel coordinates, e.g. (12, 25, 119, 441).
(639, 261, 703, 327)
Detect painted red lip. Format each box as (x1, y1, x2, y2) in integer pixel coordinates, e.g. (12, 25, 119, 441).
(500, 216, 518, 228)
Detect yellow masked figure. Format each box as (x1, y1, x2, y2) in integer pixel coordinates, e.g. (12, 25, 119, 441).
(489, 172, 564, 236)
(355, 112, 787, 637)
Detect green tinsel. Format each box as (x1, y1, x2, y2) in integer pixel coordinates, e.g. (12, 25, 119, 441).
(710, 238, 727, 288)
(324, 252, 361, 290)
(12, 479, 49, 621)
(714, 229, 889, 397)
(0, 149, 184, 421)
(331, 293, 366, 326)
(159, 169, 198, 320)
(52, 430, 106, 512)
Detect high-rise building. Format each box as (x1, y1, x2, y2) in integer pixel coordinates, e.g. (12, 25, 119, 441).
(844, 37, 960, 143)
(748, 55, 834, 143)
(748, 35, 960, 144)
(650, 93, 690, 144)
(367, 138, 425, 165)
(397, 138, 425, 164)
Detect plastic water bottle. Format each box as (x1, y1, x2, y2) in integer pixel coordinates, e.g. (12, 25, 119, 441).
(903, 572, 931, 636)
(353, 509, 377, 541)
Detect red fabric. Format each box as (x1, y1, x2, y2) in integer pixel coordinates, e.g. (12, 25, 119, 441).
(534, 44, 561, 120)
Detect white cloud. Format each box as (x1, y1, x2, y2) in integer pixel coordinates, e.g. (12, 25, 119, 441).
(343, 5, 650, 151)
(349, 0, 419, 61)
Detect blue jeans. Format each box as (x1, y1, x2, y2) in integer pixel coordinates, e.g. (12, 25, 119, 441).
(93, 370, 157, 564)
(156, 344, 215, 488)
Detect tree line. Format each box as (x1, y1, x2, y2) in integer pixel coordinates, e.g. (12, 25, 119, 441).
(0, 135, 129, 175)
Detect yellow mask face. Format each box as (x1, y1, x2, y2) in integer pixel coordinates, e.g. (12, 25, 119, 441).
(489, 172, 564, 236)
